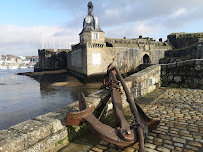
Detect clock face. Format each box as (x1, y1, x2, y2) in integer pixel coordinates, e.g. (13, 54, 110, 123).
(85, 16, 93, 24)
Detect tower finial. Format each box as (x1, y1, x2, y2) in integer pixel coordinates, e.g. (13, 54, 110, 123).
(87, 0, 94, 16)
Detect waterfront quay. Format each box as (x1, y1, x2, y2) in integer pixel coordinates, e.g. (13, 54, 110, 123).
(61, 88, 203, 152)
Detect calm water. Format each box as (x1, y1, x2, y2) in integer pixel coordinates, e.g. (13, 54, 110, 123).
(0, 68, 97, 130)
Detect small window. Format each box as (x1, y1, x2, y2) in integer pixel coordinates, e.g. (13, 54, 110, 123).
(94, 33, 97, 39)
(92, 33, 99, 39)
(149, 79, 152, 86)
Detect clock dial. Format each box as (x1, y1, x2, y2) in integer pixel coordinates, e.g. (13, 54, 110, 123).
(85, 16, 93, 23)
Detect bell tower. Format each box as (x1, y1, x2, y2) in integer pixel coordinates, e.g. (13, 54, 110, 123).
(79, 1, 104, 44)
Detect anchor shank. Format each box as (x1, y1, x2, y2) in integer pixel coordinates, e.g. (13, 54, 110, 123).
(114, 66, 146, 151)
(109, 70, 134, 141)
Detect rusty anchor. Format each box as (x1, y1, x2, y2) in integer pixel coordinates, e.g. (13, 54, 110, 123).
(66, 64, 160, 152)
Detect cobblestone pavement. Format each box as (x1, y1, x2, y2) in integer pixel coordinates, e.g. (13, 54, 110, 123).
(61, 88, 203, 152)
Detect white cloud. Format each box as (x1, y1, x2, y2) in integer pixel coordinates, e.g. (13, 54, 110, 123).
(1, 0, 203, 56)
(170, 8, 187, 18)
(133, 21, 160, 35)
(105, 20, 162, 40)
(0, 25, 80, 56)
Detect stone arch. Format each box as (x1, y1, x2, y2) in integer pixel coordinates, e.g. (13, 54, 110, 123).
(143, 54, 150, 64)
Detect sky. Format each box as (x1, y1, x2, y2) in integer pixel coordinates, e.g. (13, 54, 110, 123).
(0, 0, 202, 56)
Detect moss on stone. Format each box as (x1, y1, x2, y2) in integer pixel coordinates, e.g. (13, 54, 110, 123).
(67, 124, 89, 142)
(55, 136, 69, 146)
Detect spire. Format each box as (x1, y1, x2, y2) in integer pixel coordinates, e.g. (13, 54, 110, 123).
(88, 0, 94, 16)
(80, 1, 103, 34)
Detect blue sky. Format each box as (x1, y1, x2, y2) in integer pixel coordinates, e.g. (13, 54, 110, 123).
(0, 0, 202, 56)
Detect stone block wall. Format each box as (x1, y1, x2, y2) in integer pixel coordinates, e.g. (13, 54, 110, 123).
(35, 49, 71, 72)
(67, 36, 171, 78)
(125, 65, 161, 98)
(161, 59, 203, 89)
(159, 43, 203, 64)
(86, 46, 166, 76)
(67, 45, 88, 75)
(168, 32, 203, 49)
(105, 37, 172, 50)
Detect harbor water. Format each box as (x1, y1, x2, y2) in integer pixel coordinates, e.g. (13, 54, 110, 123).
(0, 68, 97, 130)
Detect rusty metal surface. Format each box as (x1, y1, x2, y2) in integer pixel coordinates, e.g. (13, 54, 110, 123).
(66, 64, 160, 151)
(113, 64, 159, 151)
(108, 66, 134, 142)
(66, 93, 136, 147)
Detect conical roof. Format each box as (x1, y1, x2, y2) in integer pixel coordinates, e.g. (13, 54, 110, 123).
(88, 1, 93, 6)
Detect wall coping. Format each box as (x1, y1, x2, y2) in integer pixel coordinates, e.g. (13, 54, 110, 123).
(160, 59, 203, 69)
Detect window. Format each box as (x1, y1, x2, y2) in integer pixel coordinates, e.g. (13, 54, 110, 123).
(149, 79, 152, 86)
(92, 33, 99, 39)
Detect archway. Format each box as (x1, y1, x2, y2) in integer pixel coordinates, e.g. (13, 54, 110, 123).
(143, 54, 150, 64)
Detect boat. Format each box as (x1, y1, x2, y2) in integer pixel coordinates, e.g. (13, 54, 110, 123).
(8, 66, 19, 70)
(28, 65, 34, 68)
(19, 66, 28, 69)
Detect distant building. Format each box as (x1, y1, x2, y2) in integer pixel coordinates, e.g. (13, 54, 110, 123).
(0, 54, 38, 66)
(0, 55, 3, 65)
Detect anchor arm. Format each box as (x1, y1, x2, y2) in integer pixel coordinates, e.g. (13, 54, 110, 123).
(66, 93, 137, 147)
(66, 64, 160, 151)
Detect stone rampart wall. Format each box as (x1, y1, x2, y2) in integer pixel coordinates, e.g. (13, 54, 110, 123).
(105, 37, 171, 48)
(167, 32, 203, 49)
(0, 66, 161, 152)
(67, 36, 171, 77)
(161, 59, 203, 89)
(67, 45, 88, 75)
(86, 45, 166, 76)
(159, 42, 203, 64)
(35, 49, 70, 72)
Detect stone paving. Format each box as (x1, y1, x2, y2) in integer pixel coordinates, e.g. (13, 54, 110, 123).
(61, 88, 203, 152)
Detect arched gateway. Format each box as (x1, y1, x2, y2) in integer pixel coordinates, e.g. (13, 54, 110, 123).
(143, 54, 151, 64)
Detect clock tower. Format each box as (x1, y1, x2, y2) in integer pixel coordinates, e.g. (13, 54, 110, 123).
(79, 1, 104, 44)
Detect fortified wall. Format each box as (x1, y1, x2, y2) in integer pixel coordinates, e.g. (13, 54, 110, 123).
(35, 49, 71, 72)
(35, 1, 172, 80)
(160, 33, 203, 64)
(34, 1, 203, 86)
(161, 59, 203, 89)
(67, 35, 172, 81)
(160, 33, 203, 89)
(167, 32, 203, 49)
(160, 42, 203, 64)
(104, 37, 171, 74)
